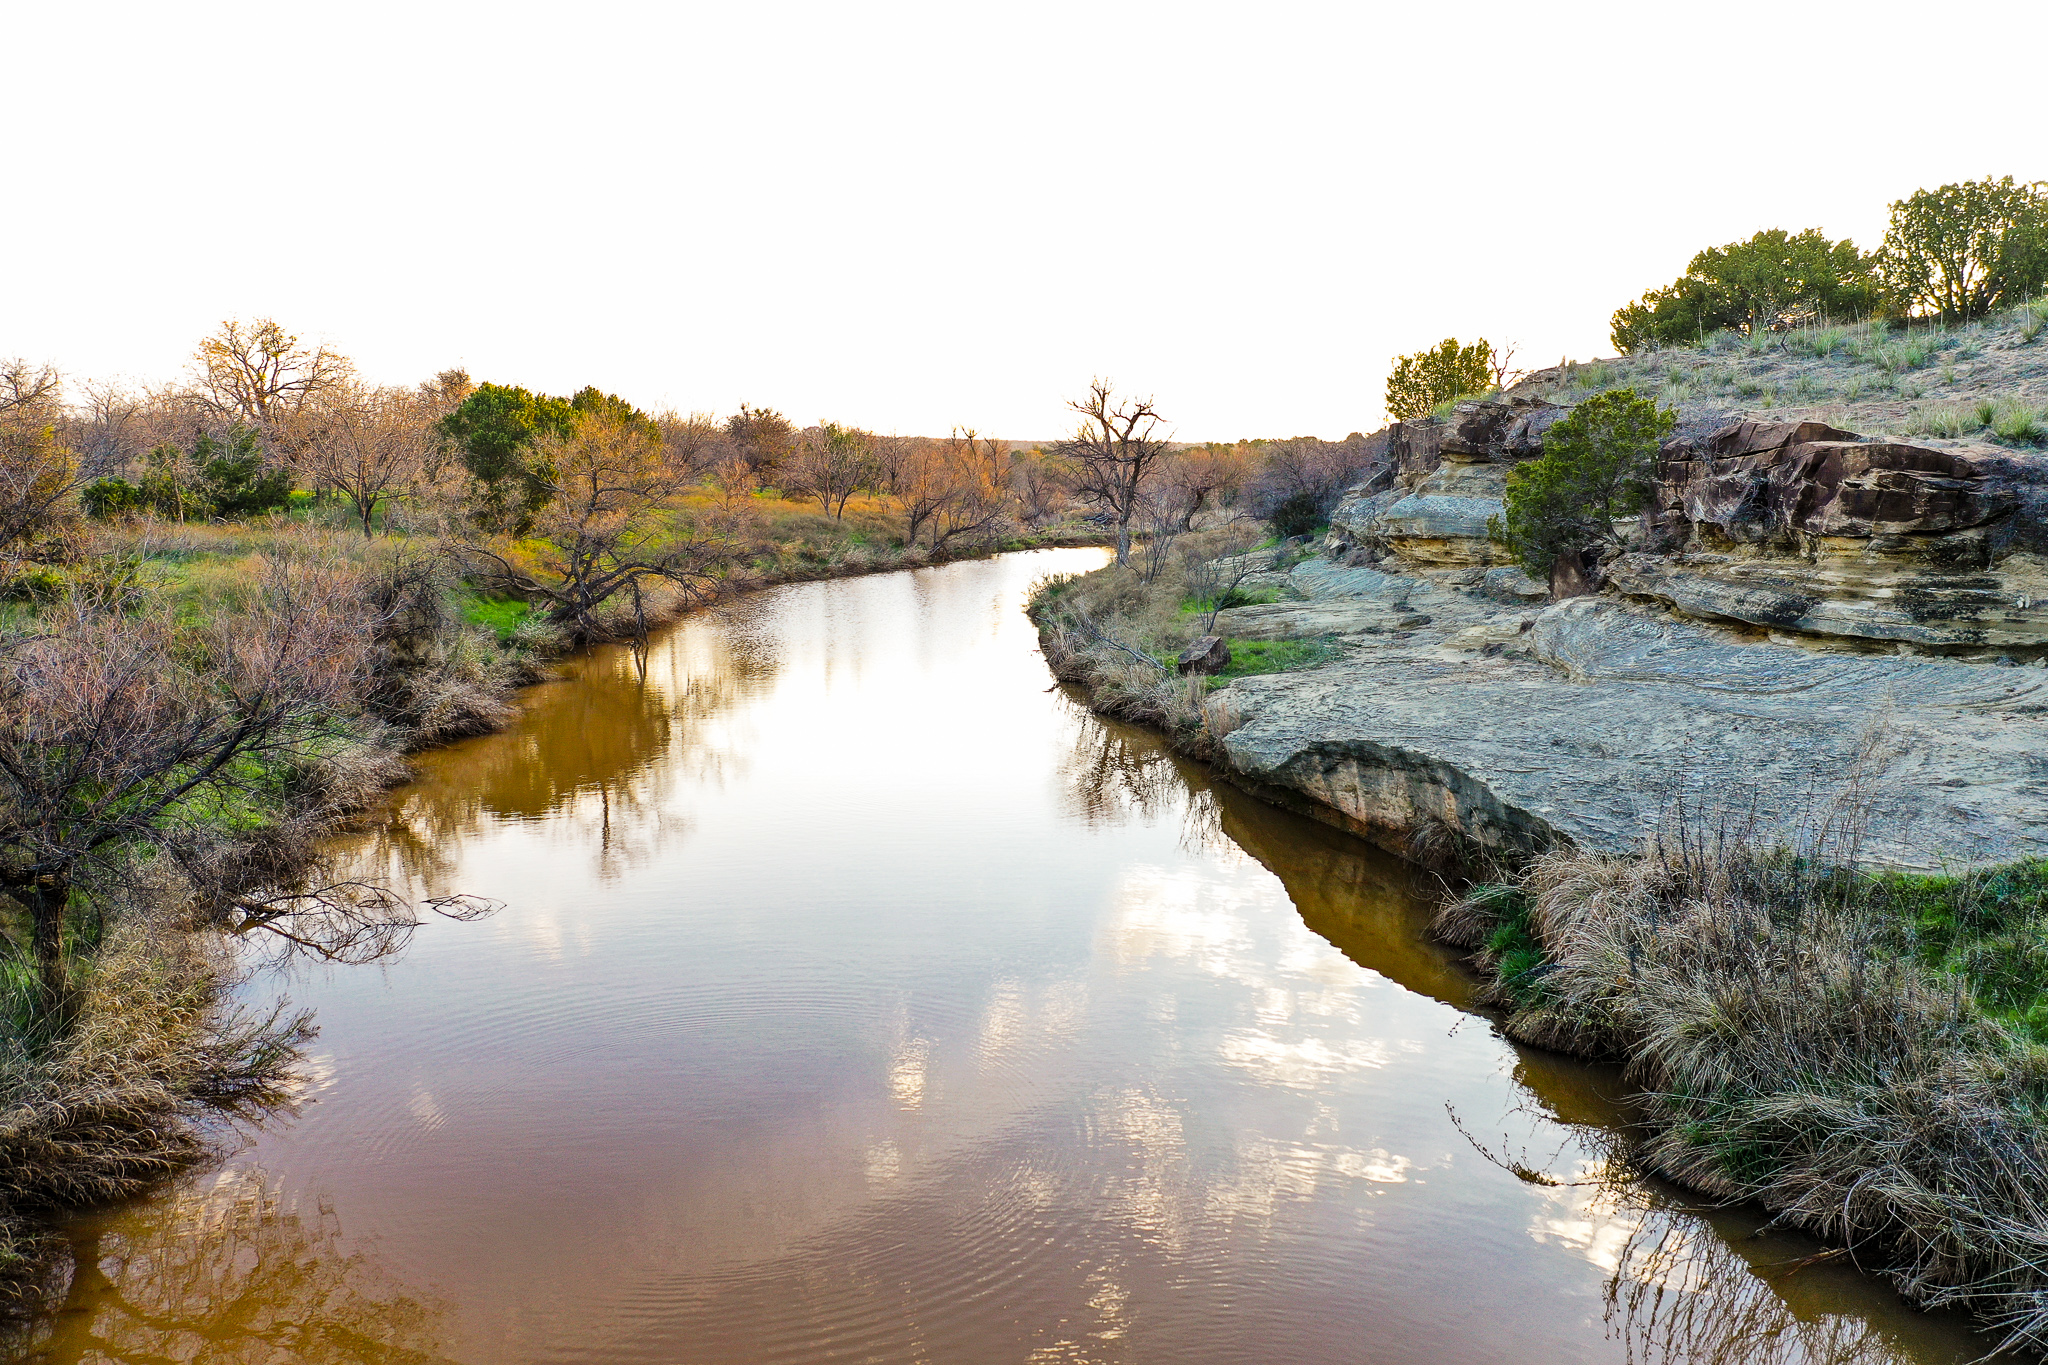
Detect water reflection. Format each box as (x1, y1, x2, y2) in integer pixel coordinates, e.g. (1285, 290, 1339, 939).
(15, 1171, 452, 1365)
(339, 616, 779, 892)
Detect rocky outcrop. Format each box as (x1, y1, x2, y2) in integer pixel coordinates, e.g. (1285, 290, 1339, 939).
(1635, 418, 2048, 652)
(1201, 558, 2048, 871)
(1330, 397, 1564, 567)
(1211, 598, 1431, 640)
(1653, 418, 2023, 560)
(1324, 400, 2048, 655)
(1607, 550, 2048, 653)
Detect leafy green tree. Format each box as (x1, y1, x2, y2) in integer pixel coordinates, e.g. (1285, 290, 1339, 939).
(569, 385, 658, 437)
(1384, 338, 1495, 420)
(1611, 228, 1878, 351)
(1879, 176, 2048, 323)
(1493, 388, 1675, 579)
(438, 383, 578, 532)
(439, 384, 661, 533)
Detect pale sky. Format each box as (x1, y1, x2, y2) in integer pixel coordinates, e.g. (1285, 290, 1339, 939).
(8, 0, 2042, 440)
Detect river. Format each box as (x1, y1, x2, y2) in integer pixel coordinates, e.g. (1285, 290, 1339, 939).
(15, 549, 1995, 1364)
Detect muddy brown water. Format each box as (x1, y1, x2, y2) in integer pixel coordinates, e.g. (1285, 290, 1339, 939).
(14, 549, 2001, 1364)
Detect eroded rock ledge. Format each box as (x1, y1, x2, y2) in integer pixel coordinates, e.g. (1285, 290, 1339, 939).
(1202, 560, 2048, 871)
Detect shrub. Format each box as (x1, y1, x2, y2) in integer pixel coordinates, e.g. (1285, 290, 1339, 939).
(1880, 176, 2048, 323)
(1267, 492, 1324, 539)
(1385, 339, 1494, 420)
(194, 428, 292, 517)
(1611, 228, 1879, 353)
(1493, 388, 1676, 579)
(82, 477, 145, 521)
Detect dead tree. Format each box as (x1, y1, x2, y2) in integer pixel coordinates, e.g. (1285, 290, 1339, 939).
(1052, 379, 1170, 569)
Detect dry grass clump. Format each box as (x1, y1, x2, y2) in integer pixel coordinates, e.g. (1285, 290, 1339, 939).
(0, 906, 312, 1295)
(1900, 395, 2048, 445)
(1439, 831, 2048, 1353)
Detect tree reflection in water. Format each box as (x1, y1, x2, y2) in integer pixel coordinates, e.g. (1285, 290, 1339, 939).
(10, 1169, 454, 1365)
(334, 619, 777, 895)
(1598, 1198, 1919, 1365)
(1053, 694, 1214, 845)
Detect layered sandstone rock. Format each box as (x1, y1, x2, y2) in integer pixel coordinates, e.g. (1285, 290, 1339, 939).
(1188, 391, 2048, 873)
(1328, 397, 1563, 567)
(1635, 418, 2048, 651)
(1653, 418, 2019, 557)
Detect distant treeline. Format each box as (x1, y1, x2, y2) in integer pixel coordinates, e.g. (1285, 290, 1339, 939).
(1611, 174, 2048, 351)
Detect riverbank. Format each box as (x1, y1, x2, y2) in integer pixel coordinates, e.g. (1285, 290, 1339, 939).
(1030, 550, 2048, 1356)
(0, 515, 1110, 1309)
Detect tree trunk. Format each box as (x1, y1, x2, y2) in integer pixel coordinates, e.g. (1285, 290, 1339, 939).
(28, 875, 68, 1008)
(1115, 519, 1132, 568)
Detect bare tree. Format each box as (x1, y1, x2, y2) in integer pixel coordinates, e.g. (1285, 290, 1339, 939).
(0, 360, 84, 552)
(0, 360, 61, 417)
(1010, 448, 1065, 528)
(466, 409, 735, 643)
(192, 319, 352, 438)
(1486, 339, 1526, 390)
(1132, 483, 1196, 582)
(1183, 526, 1272, 632)
(64, 379, 149, 481)
(881, 436, 955, 547)
(1242, 435, 1387, 528)
(657, 409, 725, 477)
(1158, 444, 1253, 530)
(708, 452, 763, 530)
(880, 430, 1015, 550)
(294, 384, 442, 536)
(785, 422, 882, 518)
(1052, 379, 1170, 569)
(925, 430, 1013, 550)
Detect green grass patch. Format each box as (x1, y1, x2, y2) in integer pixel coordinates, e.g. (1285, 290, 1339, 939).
(1871, 858, 2048, 1040)
(461, 594, 535, 641)
(1209, 635, 1344, 680)
(1467, 883, 1552, 1009)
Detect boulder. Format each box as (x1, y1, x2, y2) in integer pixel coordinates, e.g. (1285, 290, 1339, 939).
(1176, 636, 1231, 675)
